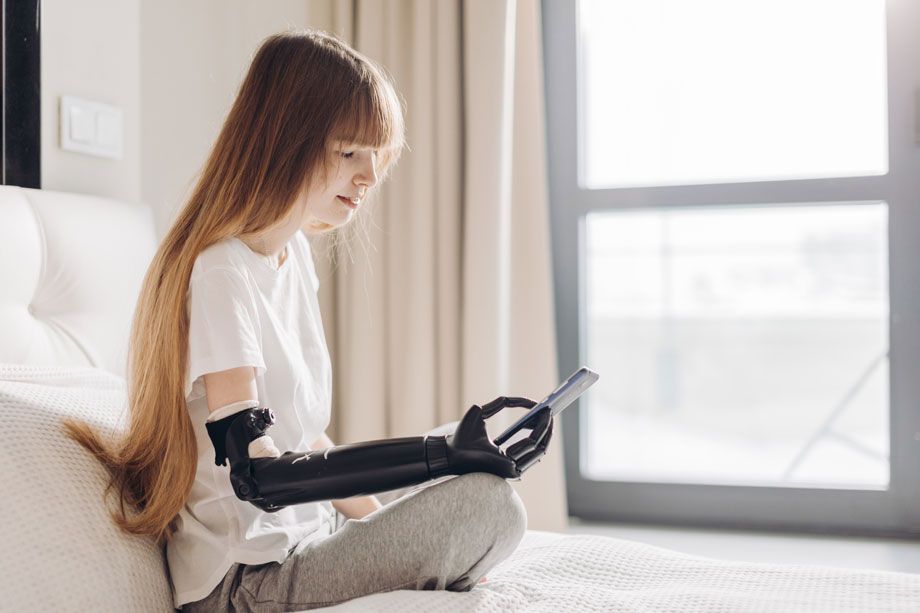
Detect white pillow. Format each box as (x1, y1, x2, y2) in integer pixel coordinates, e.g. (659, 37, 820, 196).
(0, 364, 174, 611)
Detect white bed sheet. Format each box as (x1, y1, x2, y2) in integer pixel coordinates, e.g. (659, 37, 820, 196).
(318, 529, 920, 612)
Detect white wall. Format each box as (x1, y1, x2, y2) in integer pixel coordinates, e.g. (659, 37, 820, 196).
(41, 0, 142, 204)
(41, 0, 334, 238)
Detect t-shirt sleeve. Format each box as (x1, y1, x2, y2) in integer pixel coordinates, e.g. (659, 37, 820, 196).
(185, 266, 266, 400)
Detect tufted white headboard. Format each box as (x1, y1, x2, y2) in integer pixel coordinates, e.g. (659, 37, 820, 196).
(0, 186, 157, 378)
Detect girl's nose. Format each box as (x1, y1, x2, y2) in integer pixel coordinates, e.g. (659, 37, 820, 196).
(355, 156, 378, 189)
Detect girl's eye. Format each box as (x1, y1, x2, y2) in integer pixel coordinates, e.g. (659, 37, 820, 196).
(340, 151, 355, 159)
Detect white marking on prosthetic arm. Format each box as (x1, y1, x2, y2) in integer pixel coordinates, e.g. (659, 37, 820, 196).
(248, 436, 281, 458)
(206, 399, 281, 459)
(291, 452, 315, 464)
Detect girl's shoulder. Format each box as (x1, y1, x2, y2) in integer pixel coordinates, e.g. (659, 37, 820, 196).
(190, 237, 249, 281)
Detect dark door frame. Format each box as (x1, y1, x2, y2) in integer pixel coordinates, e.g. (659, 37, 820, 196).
(2, 0, 41, 187)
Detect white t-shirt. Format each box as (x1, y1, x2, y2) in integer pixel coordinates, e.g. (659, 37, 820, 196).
(166, 231, 334, 608)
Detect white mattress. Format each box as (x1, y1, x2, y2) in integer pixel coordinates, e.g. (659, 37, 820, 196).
(319, 529, 920, 612)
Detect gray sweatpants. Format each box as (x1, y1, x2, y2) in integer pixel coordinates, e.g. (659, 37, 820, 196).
(182, 427, 527, 612)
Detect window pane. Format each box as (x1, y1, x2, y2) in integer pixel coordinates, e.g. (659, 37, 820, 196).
(579, 0, 888, 188)
(583, 203, 889, 488)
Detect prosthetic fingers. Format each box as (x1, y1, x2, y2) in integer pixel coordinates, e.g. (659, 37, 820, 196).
(204, 396, 554, 513)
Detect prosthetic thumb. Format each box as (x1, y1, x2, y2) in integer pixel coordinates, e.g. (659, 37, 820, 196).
(454, 404, 487, 440)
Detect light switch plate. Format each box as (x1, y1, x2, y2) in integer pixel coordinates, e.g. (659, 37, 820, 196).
(60, 95, 123, 159)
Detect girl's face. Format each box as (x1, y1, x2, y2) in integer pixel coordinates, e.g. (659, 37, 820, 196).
(300, 140, 379, 233)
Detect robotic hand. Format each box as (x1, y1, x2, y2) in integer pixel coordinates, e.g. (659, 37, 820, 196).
(445, 396, 555, 479)
(205, 396, 554, 513)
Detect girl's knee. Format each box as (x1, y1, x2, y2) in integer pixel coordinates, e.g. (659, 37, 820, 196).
(451, 472, 527, 546)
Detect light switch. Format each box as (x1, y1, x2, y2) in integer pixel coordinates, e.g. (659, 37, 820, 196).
(96, 111, 119, 147)
(69, 106, 95, 143)
(60, 95, 123, 159)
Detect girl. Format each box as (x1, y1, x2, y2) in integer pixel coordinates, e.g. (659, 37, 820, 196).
(64, 28, 551, 612)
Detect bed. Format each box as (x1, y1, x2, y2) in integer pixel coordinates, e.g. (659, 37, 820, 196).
(1, 185, 918, 612)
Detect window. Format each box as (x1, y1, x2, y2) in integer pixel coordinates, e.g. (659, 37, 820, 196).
(542, 0, 920, 534)
(579, 0, 888, 188)
(584, 203, 889, 489)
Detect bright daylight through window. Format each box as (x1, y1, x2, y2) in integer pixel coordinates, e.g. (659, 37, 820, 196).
(583, 204, 889, 488)
(579, 0, 887, 188)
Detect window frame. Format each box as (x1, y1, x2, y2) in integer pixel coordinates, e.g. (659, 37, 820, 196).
(542, 0, 920, 536)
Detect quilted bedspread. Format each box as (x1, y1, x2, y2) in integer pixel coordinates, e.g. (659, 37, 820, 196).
(319, 529, 920, 612)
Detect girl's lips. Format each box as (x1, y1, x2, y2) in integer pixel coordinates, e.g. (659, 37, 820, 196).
(337, 195, 358, 209)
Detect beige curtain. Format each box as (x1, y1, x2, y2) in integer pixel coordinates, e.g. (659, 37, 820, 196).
(307, 0, 567, 532)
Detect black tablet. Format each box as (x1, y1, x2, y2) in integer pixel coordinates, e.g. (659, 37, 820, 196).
(492, 366, 599, 446)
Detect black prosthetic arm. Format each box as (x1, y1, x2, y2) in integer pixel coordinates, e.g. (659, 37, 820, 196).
(205, 397, 553, 513)
(246, 436, 446, 511)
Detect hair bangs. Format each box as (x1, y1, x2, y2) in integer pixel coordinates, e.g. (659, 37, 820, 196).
(331, 68, 406, 178)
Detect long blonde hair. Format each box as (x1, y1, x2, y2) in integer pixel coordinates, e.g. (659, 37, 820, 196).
(62, 29, 405, 544)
